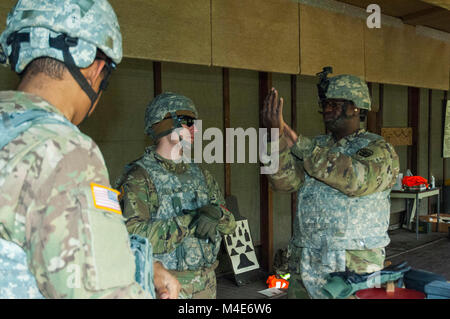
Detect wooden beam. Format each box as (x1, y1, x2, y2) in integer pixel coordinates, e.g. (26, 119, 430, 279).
(153, 61, 162, 97)
(290, 75, 297, 236)
(407, 87, 420, 175)
(223, 68, 231, 197)
(401, 7, 447, 25)
(419, 0, 450, 11)
(259, 71, 273, 273)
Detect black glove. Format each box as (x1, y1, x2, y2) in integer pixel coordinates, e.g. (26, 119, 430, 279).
(189, 205, 223, 243)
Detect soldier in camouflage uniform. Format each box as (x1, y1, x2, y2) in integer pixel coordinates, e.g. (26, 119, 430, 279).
(262, 69, 399, 299)
(115, 92, 236, 299)
(0, 0, 179, 299)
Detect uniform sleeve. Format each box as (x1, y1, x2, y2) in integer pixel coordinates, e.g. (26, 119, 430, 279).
(119, 165, 195, 255)
(200, 168, 236, 235)
(27, 136, 150, 299)
(291, 135, 400, 197)
(265, 134, 305, 193)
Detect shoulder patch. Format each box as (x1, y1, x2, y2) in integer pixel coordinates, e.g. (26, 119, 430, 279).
(91, 183, 122, 215)
(357, 148, 374, 157)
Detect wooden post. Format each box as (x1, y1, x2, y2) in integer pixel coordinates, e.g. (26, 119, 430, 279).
(367, 83, 383, 135)
(444, 91, 449, 184)
(443, 91, 448, 213)
(153, 61, 162, 97)
(377, 84, 384, 136)
(259, 72, 273, 273)
(290, 75, 297, 236)
(223, 68, 231, 197)
(407, 87, 420, 175)
(428, 89, 433, 214)
(366, 82, 375, 133)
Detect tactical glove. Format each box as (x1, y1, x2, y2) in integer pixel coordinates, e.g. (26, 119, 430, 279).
(189, 205, 223, 243)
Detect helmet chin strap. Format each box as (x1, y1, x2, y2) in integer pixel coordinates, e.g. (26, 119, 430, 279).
(6, 31, 105, 126)
(48, 34, 113, 126)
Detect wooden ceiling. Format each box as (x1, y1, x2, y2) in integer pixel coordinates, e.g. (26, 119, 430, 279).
(336, 0, 450, 33)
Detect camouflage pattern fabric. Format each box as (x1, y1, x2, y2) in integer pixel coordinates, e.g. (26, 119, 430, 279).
(115, 146, 236, 298)
(0, 0, 122, 73)
(135, 147, 220, 271)
(172, 261, 218, 299)
(287, 248, 385, 299)
(0, 91, 150, 298)
(0, 239, 44, 298)
(144, 92, 198, 137)
(268, 129, 399, 299)
(325, 75, 371, 110)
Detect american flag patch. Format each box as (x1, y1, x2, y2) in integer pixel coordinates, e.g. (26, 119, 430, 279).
(90, 183, 122, 215)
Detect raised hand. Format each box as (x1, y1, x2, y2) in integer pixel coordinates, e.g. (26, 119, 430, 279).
(262, 88, 285, 137)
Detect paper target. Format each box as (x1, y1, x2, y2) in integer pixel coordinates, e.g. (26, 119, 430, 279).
(224, 219, 259, 275)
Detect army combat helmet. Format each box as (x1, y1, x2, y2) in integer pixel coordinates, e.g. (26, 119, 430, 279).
(145, 92, 198, 140)
(316, 66, 371, 111)
(0, 0, 122, 119)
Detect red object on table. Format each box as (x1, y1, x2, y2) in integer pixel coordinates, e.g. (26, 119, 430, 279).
(266, 275, 289, 289)
(355, 287, 426, 299)
(402, 176, 428, 188)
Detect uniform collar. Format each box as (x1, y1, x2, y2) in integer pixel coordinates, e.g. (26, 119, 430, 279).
(0, 90, 68, 120)
(144, 145, 190, 174)
(328, 128, 367, 145)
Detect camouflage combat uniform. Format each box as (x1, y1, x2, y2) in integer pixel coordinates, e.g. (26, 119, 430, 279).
(116, 93, 236, 299)
(117, 148, 236, 299)
(267, 73, 400, 299)
(0, 0, 152, 299)
(0, 91, 150, 298)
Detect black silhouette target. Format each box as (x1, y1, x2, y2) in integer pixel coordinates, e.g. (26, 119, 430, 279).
(224, 219, 259, 275)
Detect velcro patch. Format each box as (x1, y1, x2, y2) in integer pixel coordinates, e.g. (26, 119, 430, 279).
(357, 148, 374, 157)
(91, 183, 122, 215)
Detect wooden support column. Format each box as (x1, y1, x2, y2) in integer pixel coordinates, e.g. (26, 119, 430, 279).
(367, 83, 383, 135)
(407, 87, 420, 175)
(223, 68, 231, 197)
(444, 91, 449, 184)
(428, 89, 432, 214)
(259, 72, 273, 273)
(376, 84, 384, 136)
(153, 61, 162, 97)
(366, 82, 375, 132)
(428, 89, 433, 180)
(290, 75, 297, 236)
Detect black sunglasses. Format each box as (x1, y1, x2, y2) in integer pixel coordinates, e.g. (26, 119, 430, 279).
(173, 115, 196, 127)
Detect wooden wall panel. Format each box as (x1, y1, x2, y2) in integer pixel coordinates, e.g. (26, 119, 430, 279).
(110, 0, 211, 66)
(212, 0, 299, 74)
(299, 4, 365, 77)
(413, 34, 449, 91)
(365, 25, 416, 87)
(365, 24, 450, 90)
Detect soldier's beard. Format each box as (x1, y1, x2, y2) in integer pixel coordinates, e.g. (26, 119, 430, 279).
(324, 112, 349, 132)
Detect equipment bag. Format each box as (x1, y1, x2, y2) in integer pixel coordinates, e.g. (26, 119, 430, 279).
(425, 281, 450, 299)
(404, 268, 447, 294)
(322, 261, 411, 299)
(129, 234, 156, 298)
